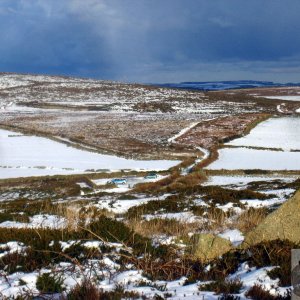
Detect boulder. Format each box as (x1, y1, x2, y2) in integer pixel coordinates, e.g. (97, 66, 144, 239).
(244, 190, 300, 246)
(192, 233, 232, 261)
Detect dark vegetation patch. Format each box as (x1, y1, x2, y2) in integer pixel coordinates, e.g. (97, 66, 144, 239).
(246, 177, 300, 191)
(191, 205, 227, 217)
(0, 211, 30, 223)
(149, 182, 273, 203)
(117, 194, 138, 200)
(133, 178, 272, 209)
(125, 239, 297, 283)
(126, 194, 194, 218)
(244, 169, 270, 175)
(166, 172, 207, 191)
(218, 294, 241, 300)
(247, 240, 294, 287)
(36, 273, 64, 294)
(236, 207, 269, 234)
(0, 215, 173, 274)
(127, 184, 274, 219)
(1, 198, 57, 218)
(133, 170, 207, 194)
(183, 240, 297, 285)
(199, 186, 273, 205)
(64, 280, 140, 300)
(198, 186, 275, 205)
(245, 284, 291, 300)
(285, 178, 300, 190)
(179, 185, 271, 204)
(0, 188, 55, 201)
(1, 241, 115, 274)
(0, 215, 149, 251)
(199, 278, 243, 294)
(0, 176, 85, 199)
(133, 101, 175, 113)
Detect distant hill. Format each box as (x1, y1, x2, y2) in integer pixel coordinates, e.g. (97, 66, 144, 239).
(156, 80, 300, 91)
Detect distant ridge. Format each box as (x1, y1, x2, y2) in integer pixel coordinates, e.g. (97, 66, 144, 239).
(155, 80, 300, 91)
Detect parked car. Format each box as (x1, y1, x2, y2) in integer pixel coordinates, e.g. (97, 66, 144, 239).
(107, 178, 127, 185)
(144, 172, 158, 179)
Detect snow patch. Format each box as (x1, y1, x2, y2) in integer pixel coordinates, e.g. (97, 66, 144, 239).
(218, 229, 244, 246)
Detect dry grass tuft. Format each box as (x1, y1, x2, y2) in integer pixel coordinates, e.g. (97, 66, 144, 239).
(198, 207, 231, 232)
(128, 217, 200, 238)
(55, 203, 113, 231)
(235, 207, 268, 234)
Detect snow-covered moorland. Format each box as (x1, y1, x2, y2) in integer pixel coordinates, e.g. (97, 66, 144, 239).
(0, 74, 299, 299)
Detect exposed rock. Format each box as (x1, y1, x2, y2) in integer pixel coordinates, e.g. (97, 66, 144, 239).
(244, 190, 300, 246)
(192, 233, 232, 261)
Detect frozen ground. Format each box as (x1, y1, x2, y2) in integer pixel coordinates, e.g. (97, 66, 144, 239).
(207, 116, 300, 171)
(207, 148, 300, 170)
(227, 116, 300, 150)
(0, 129, 180, 179)
(264, 95, 300, 101)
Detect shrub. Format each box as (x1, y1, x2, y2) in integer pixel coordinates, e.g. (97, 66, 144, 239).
(202, 187, 272, 205)
(65, 280, 140, 300)
(285, 178, 300, 190)
(245, 239, 297, 287)
(244, 169, 269, 175)
(236, 207, 268, 234)
(36, 273, 64, 293)
(245, 284, 291, 300)
(65, 280, 101, 300)
(117, 194, 138, 200)
(1, 248, 42, 274)
(191, 205, 228, 228)
(0, 212, 18, 223)
(0, 215, 153, 256)
(87, 215, 151, 255)
(218, 294, 240, 300)
(129, 217, 199, 237)
(126, 194, 193, 218)
(267, 267, 290, 287)
(199, 278, 243, 294)
(193, 239, 298, 283)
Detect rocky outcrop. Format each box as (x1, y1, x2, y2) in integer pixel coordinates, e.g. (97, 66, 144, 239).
(244, 190, 300, 246)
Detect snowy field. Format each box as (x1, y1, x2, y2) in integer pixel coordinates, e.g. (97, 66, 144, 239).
(227, 116, 300, 150)
(207, 148, 300, 170)
(0, 129, 180, 179)
(207, 116, 300, 170)
(264, 95, 300, 101)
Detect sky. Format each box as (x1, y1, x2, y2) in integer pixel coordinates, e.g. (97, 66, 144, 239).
(0, 0, 300, 83)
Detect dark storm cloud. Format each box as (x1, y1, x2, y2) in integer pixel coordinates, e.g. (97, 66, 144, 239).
(0, 0, 300, 82)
